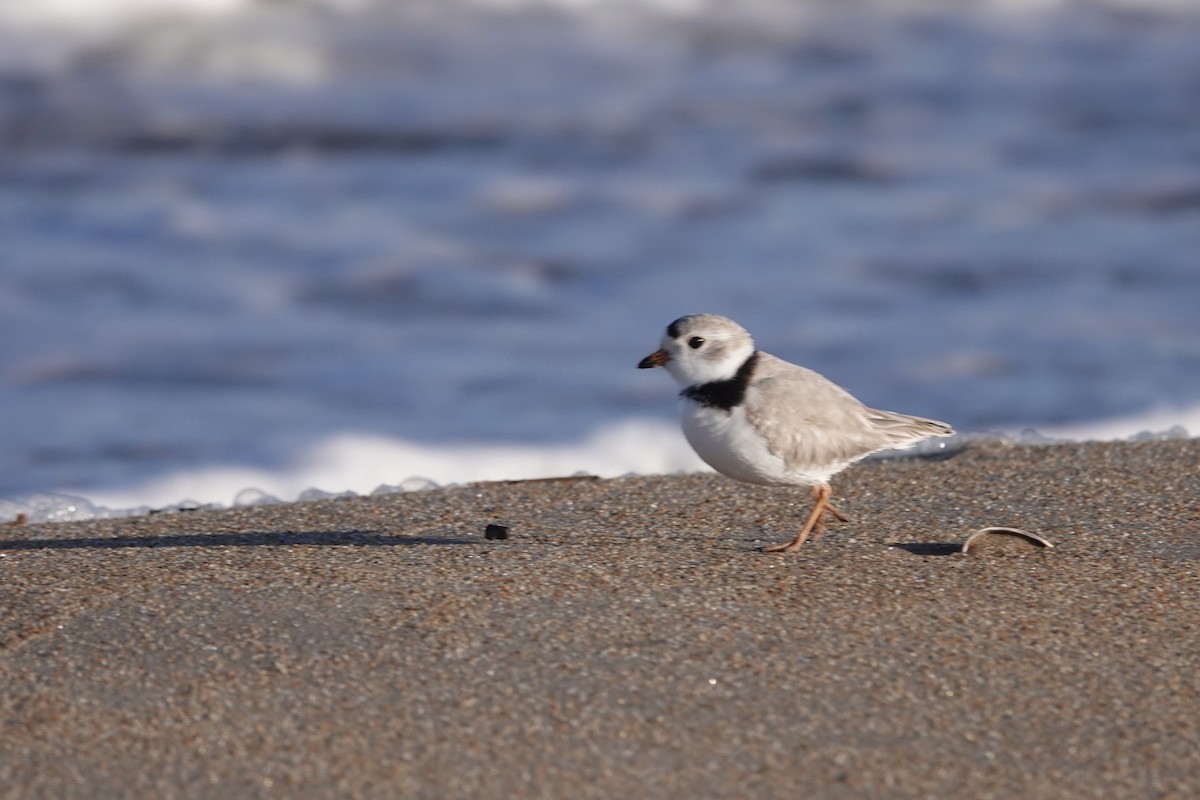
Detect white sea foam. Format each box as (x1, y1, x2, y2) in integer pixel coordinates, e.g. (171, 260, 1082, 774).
(1035, 404, 1199, 443)
(0, 0, 250, 29)
(4, 0, 1194, 30)
(61, 419, 706, 513)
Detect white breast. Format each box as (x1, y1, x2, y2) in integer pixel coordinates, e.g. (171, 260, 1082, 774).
(680, 400, 814, 486)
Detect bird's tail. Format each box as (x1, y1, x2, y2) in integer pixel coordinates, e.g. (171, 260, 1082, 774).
(866, 409, 955, 446)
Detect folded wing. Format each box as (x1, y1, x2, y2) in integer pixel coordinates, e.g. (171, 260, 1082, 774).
(745, 353, 954, 473)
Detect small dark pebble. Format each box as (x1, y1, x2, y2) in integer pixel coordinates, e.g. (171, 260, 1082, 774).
(485, 524, 509, 540)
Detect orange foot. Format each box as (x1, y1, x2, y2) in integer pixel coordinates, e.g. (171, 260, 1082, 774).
(763, 483, 845, 553)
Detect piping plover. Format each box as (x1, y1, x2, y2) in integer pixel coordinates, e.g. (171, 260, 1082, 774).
(639, 313, 954, 553)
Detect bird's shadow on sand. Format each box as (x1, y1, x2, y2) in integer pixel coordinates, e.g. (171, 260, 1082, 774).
(0, 531, 477, 551)
(887, 542, 963, 557)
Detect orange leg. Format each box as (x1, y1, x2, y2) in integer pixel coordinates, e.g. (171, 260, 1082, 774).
(764, 483, 844, 553)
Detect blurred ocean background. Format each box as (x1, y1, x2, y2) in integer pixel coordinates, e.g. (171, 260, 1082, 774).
(1, 0, 1198, 520)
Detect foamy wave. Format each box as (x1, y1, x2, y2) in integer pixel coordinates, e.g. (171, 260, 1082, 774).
(60, 419, 707, 512)
(0, 0, 249, 29)
(4, 0, 1192, 30)
(1031, 404, 1200, 443)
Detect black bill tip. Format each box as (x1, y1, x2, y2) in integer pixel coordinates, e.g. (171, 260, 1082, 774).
(638, 349, 669, 369)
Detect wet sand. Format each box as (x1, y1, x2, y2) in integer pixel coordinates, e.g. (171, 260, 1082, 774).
(2, 439, 1199, 799)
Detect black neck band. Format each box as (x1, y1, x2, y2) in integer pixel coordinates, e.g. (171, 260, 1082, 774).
(681, 351, 759, 411)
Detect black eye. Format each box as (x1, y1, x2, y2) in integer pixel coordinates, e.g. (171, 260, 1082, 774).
(688, 336, 705, 349)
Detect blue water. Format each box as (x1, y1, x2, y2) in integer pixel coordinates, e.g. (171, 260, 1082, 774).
(1, 0, 1198, 513)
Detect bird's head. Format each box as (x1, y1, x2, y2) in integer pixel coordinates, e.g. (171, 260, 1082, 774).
(638, 313, 755, 387)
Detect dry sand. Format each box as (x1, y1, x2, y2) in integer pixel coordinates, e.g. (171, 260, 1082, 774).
(2, 439, 1199, 799)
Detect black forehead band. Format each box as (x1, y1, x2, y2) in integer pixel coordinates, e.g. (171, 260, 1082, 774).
(666, 318, 687, 339)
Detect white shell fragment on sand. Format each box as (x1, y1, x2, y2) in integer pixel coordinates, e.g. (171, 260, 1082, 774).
(961, 527, 1055, 555)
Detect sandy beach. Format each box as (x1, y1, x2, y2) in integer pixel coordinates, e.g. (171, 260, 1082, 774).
(2, 438, 1198, 798)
